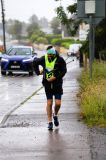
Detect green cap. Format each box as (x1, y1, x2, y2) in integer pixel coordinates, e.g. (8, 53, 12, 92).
(47, 48, 56, 54)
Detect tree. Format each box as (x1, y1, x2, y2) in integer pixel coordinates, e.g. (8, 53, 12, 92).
(54, 0, 81, 36)
(29, 14, 39, 24)
(30, 30, 46, 43)
(50, 17, 61, 34)
(54, 0, 106, 59)
(39, 17, 49, 28)
(7, 20, 22, 39)
(95, 18, 106, 58)
(27, 14, 42, 38)
(27, 23, 40, 37)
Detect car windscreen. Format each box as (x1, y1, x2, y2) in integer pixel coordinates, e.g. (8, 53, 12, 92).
(7, 48, 32, 56)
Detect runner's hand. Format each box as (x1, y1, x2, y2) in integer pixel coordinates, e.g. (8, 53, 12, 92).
(40, 69, 43, 75)
(47, 77, 56, 82)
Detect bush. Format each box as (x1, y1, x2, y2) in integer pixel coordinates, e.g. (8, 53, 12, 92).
(79, 61, 106, 127)
(51, 38, 81, 47)
(99, 49, 106, 60)
(80, 40, 89, 54)
(45, 34, 61, 44)
(36, 37, 48, 44)
(30, 34, 38, 43)
(61, 42, 70, 49)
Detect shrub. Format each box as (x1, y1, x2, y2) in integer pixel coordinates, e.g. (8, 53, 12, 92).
(45, 34, 61, 44)
(79, 61, 106, 127)
(36, 37, 48, 44)
(61, 42, 70, 48)
(99, 49, 106, 60)
(30, 34, 38, 43)
(51, 38, 81, 47)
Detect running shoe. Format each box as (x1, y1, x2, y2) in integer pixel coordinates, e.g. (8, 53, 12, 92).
(48, 122, 53, 130)
(53, 116, 59, 126)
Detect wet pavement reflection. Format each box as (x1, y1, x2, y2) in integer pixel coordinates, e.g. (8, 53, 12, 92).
(0, 55, 106, 160)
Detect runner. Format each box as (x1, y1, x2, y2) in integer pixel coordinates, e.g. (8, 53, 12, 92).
(33, 46, 67, 130)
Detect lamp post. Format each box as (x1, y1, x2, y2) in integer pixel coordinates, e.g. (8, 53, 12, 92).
(0, 0, 6, 52)
(85, 0, 96, 79)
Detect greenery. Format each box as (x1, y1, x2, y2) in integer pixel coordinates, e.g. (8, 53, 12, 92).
(54, 0, 106, 60)
(27, 23, 40, 38)
(99, 49, 106, 61)
(30, 30, 46, 43)
(79, 61, 106, 127)
(61, 40, 80, 48)
(61, 42, 70, 49)
(45, 34, 61, 44)
(95, 18, 106, 58)
(7, 20, 23, 40)
(6, 14, 49, 44)
(50, 17, 61, 34)
(51, 38, 81, 48)
(80, 18, 106, 60)
(55, 1, 82, 36)
(36, 37, 48, 44)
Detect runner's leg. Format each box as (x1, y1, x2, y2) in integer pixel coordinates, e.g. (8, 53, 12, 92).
(54, 94, 62, 115)
(46, 99, 53, 122)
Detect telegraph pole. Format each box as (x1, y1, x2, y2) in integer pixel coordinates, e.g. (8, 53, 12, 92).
(0, 0, 6, 52)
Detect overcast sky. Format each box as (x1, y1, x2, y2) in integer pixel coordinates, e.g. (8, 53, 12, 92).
(2, 0, 76, 23)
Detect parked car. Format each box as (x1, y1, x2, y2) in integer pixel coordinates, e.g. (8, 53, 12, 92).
(1, 45, 37, 75)
(0, 52, 3, 62)
(67, 44, 82, 58)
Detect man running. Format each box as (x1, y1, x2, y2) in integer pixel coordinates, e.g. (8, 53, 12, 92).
(33, 46, 67, 130)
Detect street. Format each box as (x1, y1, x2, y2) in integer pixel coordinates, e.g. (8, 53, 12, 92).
(0, 53, 105, 160)
(0, 50, 45, 124)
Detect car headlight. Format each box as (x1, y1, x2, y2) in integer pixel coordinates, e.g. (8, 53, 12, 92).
(23, 58, 32, 62)
(1, 58, 9, 62)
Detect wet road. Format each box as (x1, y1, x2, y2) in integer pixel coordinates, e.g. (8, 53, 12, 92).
(0, 53, 106, 160)
(0, 69, 43, 124)
(0, 50, 45, 124)
(0, 51, 75, 125)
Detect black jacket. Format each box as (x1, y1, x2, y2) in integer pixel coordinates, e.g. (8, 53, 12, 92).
(33, 54, 67, 94)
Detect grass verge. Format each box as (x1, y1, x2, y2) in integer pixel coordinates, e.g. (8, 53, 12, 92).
(79, 61, 106, 127)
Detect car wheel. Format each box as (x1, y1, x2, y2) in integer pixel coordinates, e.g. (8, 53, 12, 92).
(1, 71, 6, 75)
(8, 71, 13, 75)
(29, 71, 33, 76)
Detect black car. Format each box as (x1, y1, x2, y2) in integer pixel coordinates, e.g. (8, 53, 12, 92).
(1, 45, 37, 75)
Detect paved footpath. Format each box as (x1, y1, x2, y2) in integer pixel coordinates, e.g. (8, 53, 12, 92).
(0, 59, 106, 160)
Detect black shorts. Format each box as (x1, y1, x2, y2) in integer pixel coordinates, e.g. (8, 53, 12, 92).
(46, 93, 62, 100)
